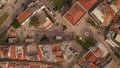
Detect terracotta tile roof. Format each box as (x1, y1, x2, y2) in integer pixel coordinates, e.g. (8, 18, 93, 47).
(23, 46, 28, 60)
(17, 9, 33, 23)
(64, 3, 86, 25)
(84, 52, 97, 62)
(105, 4, 115, 16)
(89, 63, 97, 68)
(94, 48, 103, 58)
(112, 23, 120, 34)
(51, 44, 64, 61)
(92, 1, 115, 26)
(56, 57, 64, 61)
(103, 3, 116, 26)
(53, 51, 63, 57)
(0, 47, 9, 57)
(10, 46, 16, 59)
(21, 62, 29, 68)
(79, 59, 86, 64)
(30, 64, 40, 68)
(88, 54, 97, 62)
(80, 50, 103, 68)
(46, 65, 54, 68)
(8, 63, 15, 68)
(79, 0, 97, 10)
(21, 65, 29, 68)
(114, 0, 120, 6)
(0, 50, 4, 56)
(36, 46, 44, 61)
(51, 44, 61, 51)
(17, 54, 23, 60)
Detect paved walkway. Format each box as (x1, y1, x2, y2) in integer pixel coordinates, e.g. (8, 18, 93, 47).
(55, 13, 96, 38)
(0, 0, 26, 34)
(0, 4, 13, 34)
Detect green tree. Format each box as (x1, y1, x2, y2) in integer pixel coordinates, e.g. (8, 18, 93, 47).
(12, 18, 21, 29)
(75, 36, 95, 49)
(53, 0, 62, 9)
(29, 16, 40, 27)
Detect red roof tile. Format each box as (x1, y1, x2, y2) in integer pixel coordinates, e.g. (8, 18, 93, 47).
(112, 23, 120, 34)
(89, 63, 97, 68)
(79, 59, 86, 65)
(64, 3, 85, 25)
(85, 52, 97, 62)
(8, 63, 15, 68)
(36, 46, 44, 61)
(105, 4, 115, 17)
(17, 54, 23, 60)
(51, 44, 61, 51)
(0, 47, 9, 57)
(79, 0, 97, 10)
(0, 50, 4, 56)
(10, 46, 16, 59)
(17, 9, 33, 23)
(23, 46, 28, 60)
(53, 51, 63, 57)
(21, 65, 29, 68)
(88, 54, 97, 62)
(30, 64, 40, 68)
(46, 65, 54, 68)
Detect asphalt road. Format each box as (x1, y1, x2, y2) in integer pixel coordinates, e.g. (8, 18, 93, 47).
(0, 58, 62, 68)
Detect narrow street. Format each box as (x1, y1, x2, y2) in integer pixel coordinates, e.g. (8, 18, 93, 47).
(0, 58, 62, 68)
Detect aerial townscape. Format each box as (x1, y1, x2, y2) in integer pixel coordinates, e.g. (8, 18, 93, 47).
(0, 0, 120, 68)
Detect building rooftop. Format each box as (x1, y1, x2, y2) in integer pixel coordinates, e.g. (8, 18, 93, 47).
(21, 65, 29, 68)
(43, 46, 56, 62)
(46, 65, 54, 68)
(114, 0, 120, 6)
(79, 0, 97, 10)
(61, 43, 76, 63)
(36, 45, 44, 61)
(0, 46, 9, 58)
(53, 50, 64, 62)
(8, 63, 15, 68)
(96, 42, 109, 57)
(17, 46, 23, 60)
(7, 62, 55, 68)
(23, 46, 28, 60)
(92, 47, 103, 58)
(79, 42, 109, 68)
(17, 9, 33, 23)
(106, 0, 119, 13)
(9, 46, 16, 59)
(30, 64, 40, 68)
(0, 62, 7, 68)
(42, 18, 53, 29)
(106, 59, 119, 68)
(115, 34, 120, 43)
(84, 52, 97, 63)
(64, 3, 86, 26)
(112, 23, 120, 34)
(92, 1, 115, 26)
(89, 63, 97, 68)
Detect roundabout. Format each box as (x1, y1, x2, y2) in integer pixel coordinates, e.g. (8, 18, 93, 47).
(81, 28, 93, 40)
